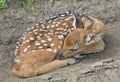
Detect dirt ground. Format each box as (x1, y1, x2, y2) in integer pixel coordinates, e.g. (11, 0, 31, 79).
(0, 0, 120, 82)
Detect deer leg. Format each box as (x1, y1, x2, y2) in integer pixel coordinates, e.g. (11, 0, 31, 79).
(12, 50, 56, 78)
(35, 58, 79, 75)
(12, 56, 80, 78)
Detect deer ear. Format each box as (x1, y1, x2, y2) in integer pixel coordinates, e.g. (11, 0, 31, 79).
(82, 17, 92, 30)
(64, 29, 81, 47)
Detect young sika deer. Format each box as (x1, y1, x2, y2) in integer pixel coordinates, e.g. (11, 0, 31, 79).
(12, 11, 106, 78)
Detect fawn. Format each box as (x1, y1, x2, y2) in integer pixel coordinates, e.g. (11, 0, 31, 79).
(12, 11, 106, 78)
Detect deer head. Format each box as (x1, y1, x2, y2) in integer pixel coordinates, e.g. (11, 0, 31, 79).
(76, 13, 106, 46)
(59, 29, 87, 58)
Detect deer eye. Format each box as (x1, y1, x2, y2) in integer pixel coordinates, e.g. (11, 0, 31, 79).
(71, 48, 78, 51)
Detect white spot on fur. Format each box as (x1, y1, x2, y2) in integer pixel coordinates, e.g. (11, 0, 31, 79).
(39, 46, 43, 49)
(57, 28, 64, 30)
(50, 43, 54, 47)
(72, 15, 76, 29)
(60, 41, 62, 45)
(40, 29, 42, 31)
(51, 25, 55, 28)
(24, 48, 28, 53)
(47, 26, 50, 28)
(33, 29, 38, 32)
(46, 48, 53, 52)
(63, 23, 67, 26)
(58, 45, 61, 49)
(41, 40, 46, 43)
(26, 40, 30, 42)
(34, 32, 38, 35)
(31, 27, 34, 30)
(48, 20, 52, 23)
(35, 23, 39, 26)
(71, 28, 75, 31)
(48, 38, 52, 42)
(14, 58, 20, 64)
(29, 37, 34, 40)
(63, 32, 67, 35)
(39, 34, 42, 36)
(27, 45, 31, 48)
(65, 16, 73, 21)
(53, 22, 56, 24)
(53, 49, 57, 53)
(35, 43, 41, 46)
(64, 29, 67, 31)
(57, 22, 61, 24)
(61, 14, 65, 16)
(56, 24, 59, 26)
(58, 35, 64, 39)
(37, 36, 41, 40)
(43, 44, 47, 46)
(23, 41, 26, 44)
(16, 46, 18, 49)
(65, 25, 69, 27)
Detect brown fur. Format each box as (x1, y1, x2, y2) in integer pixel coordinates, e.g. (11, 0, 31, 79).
(12, 13, 106, 78)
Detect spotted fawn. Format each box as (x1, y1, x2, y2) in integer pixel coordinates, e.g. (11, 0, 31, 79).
(12, 11, 106, 78)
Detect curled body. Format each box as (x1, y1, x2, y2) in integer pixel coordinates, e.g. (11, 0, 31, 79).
(12, 11, 106, 78)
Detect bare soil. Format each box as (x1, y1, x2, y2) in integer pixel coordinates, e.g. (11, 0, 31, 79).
(0, 0, 120, 82)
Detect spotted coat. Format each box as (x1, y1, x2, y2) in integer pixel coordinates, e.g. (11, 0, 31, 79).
(14, 11, 78, 57)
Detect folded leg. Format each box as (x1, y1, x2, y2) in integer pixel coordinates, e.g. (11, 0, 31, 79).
(12, 57, 80, 78)
(12, 50, 56, 78)
(12, 48, 82, 78)
(35, 58, 79, 75)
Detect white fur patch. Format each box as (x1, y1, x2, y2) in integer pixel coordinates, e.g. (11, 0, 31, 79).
(63, 23, 67, 26)
(43, 44, 47, 46)
(51, 25, 55, 28)
(58, 35, 64, 39)
(47, 26, 50, 28)
(14, 58, 20, 64)
(37, 36, 41, 40)
(41, 40, 46, 43)
(24, 48, 28, 53)
(53, 49, 57, 53)
(58, 45, 61, 49)
(56, 24, 59, 26)
(34, 32, 38, 35)
(72, 15, 76, 29)
(27, 45, 31, 48)
(46, 48, 53, 52)
(29, 37, 34, 40)
(50, 43, 54, 47)
(57, 22, 61, 24)
(65, 16, 73, 21)
(26, 40, 30, 42)
(60, 41, 62, 45)
(39, 46, 43, 49)
(35, 43, 41, 46)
